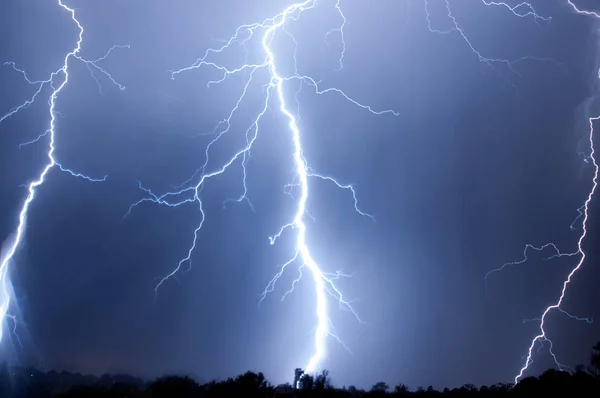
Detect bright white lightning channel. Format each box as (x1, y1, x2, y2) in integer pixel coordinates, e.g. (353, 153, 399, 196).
(127, 0, 575, 377)
(126, 0, 398, 375)
(0, 0, 127, 344)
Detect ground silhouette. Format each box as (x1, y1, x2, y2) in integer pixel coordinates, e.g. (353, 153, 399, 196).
(0, 340, 598, 397)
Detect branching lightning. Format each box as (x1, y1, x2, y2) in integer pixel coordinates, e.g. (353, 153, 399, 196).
(481, 1, 600, 384)
(0, 0, 594, 386)
(510, 110, 599, 383)
(424, 0, 559, 85)
(484, 243, 580, 291)
(0, 0, 127, 343)
(126, 0, 595, 379)
(126, 0, 397, 375)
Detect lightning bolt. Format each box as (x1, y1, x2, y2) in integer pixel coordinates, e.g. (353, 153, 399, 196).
(0, 0, 127, 343)
(127, 0, 577, 378)
(425, 0, 558, 85)
(421, 0, 599, 384)
(126, 0, 397, 376)
(421, 0, 600, 384)
(522, 308, 593, 325)
(477, 0, 600, 383)
(511, 109, 599, 383)
(486, 0, 600, 384)
(484, 243, 580, 291)
(4, 0, 592, 384)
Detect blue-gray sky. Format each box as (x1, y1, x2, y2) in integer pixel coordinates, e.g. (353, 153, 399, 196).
(0, 0, 599, 391)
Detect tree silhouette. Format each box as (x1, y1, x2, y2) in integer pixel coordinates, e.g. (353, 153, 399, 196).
(394, 383, 409, 394)
(394, 383, 408, 397)
(371, 381, 389, 393)
(314, 370, 331, 390)
(234, 371, 270, 390)
(299, 372, 314, 390)
(147, 375, 201, 398)
(3, 339, 600, 397)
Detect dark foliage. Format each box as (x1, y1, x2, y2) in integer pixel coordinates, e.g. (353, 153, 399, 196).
(1, 341, 599, 398)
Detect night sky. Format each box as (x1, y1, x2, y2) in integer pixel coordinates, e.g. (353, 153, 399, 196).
(1, 0, 599, 392)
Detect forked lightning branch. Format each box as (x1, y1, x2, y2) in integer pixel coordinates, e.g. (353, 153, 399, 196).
(0, 0, 597, 385)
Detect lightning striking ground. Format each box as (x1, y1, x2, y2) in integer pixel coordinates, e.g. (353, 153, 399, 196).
(478, 1, 600, 384)
(127, 0, 593, 379)
(0, 0, 595, 387)
(0, 0, 127, 343)
(127, 0, 397, 375)
(422, 0, 600, 384)
(510, 109, 598, 383)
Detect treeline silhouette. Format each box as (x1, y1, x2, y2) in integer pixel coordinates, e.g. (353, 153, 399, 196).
(1, 341, 598, 398)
